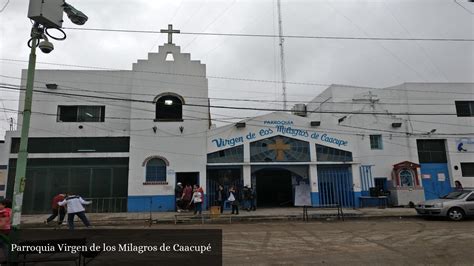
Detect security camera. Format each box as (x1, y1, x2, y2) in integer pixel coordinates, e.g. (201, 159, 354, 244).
(63, 2, 88, 25)
(38, 40, 54, 53)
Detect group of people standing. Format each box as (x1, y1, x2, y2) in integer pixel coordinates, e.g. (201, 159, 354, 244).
(44, 193, 92, 230)
(175, 183, 204, 215)
(175, 183, 257, 215)
(216, 185, 256, 215)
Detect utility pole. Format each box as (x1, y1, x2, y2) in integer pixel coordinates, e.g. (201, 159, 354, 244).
(11, 0, 88, 227)
(11, 24, 40, 226)
(277, 0, 287, 111)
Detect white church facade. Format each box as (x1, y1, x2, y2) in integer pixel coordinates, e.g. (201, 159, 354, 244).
(0, 32, 473, 213)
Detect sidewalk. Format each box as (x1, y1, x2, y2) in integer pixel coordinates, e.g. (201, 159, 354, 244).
(20, 207, 418, 227)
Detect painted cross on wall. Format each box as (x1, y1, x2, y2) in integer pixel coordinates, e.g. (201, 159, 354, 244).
(250, 135, 311, 162)
(268, 138, 291, 161)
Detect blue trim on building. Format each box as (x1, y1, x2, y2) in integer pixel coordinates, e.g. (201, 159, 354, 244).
(127, 195, 175, 212)
(127, 194, 208, 212)
(361, 190, 370, 197)
(311, 192, 320, 206)
(353, 191, 361, 208)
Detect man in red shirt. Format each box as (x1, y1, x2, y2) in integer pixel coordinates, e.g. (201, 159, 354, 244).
(0, 199, 12, 234)
(45, 193, 66, 225)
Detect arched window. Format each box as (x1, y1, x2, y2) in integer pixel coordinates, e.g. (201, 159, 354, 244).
(146, 158, 167, 182)
(155, 94, 183, 121)
(399, 169, 414, 187)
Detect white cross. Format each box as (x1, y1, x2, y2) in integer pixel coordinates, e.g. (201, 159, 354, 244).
(160, 24, 180, 44)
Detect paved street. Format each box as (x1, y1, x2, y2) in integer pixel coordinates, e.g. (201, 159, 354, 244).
(149, 219, 474, 265)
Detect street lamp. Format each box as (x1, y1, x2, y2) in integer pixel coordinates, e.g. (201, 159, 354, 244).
(11, 0, 88, 227)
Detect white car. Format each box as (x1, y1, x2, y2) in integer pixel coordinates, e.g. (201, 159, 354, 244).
(415, 190, 474, 221)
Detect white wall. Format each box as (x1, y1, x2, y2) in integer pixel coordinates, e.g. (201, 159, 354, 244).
(17, 69, 134, 138)
(306, 83, 474, 188)
(127, 44, 209, 196)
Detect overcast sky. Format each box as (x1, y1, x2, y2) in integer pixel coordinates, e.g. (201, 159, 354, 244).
(0, 0, 473, 139)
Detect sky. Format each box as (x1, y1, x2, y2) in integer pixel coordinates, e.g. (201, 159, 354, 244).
(0, 0, 473, 139)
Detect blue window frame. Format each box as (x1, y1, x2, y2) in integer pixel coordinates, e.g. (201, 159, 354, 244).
(146, 158, 167, 182)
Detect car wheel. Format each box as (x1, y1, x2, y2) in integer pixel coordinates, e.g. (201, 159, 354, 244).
(447, 207, 465, 221)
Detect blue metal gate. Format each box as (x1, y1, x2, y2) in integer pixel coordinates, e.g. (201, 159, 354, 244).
(420, 163, 452, 200)
(317, 165, 355, 208)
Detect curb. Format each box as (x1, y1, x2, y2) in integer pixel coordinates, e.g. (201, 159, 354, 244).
(20, 214, 420, 228)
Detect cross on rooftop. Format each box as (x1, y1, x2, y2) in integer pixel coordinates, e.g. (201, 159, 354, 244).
(160, 24, 180, 44)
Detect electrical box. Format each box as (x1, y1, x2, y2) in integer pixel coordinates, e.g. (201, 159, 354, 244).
(28, 0, 65, 28)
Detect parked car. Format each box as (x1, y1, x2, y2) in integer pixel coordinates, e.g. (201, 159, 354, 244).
(415, 190, 474, 221)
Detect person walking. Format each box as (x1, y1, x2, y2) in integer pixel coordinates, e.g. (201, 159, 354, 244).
(45, 193, 66, 225)
(58, 194, 92, 230)
(191, 186, 203, 215)
(216, 185, 225, 214)
(0, 199, 12, 235)
(0, 199, 12, 262)
(197, 184, 204, 196)
(228, 186, 239, 215)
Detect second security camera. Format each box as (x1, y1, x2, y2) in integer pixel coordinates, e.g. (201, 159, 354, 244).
(38, 39, 54, 53)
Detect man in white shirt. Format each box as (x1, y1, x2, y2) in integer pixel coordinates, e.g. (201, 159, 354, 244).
(58, 194, 92, 230)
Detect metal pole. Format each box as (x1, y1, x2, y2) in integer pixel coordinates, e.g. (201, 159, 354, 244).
(277, 0, 287, 111)
(11, 24, 41, 227)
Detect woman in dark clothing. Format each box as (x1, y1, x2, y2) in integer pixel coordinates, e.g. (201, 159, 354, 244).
(228, 186, 239, 215)
(216, 185, 225, 213)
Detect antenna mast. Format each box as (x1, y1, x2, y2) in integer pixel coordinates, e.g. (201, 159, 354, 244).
(277, 0, 287, 111)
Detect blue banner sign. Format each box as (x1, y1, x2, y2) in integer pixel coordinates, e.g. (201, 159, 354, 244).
(211, 121, 349, 148)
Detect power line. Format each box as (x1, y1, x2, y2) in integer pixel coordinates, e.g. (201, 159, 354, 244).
(0, 79, 463, 106)
(2, 82, 471, 138)
(9, 116, 468, 159)
(382, 2, 451, 82)
(182, 0, 237, 50)
(0, 95, 459, 106)
(0, 84, 467, 116)
(5, 89, 471, 132)
(324, 1, 427, 82)
(454, 0, 474, 14)
(0, 0, 9, 13)
(4, 107, 472, 139)
(0, 58, 329, 87)
(1, 62, 473, 97)
(62, 27, 474, 42)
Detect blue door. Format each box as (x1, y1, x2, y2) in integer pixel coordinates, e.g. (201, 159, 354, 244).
(420, 163, 452, 200)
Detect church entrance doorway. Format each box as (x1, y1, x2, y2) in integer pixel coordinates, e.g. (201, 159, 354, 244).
(255, 168, 293, 207)
(252, 165, 309, 208)
(176, 172, 199, 187)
